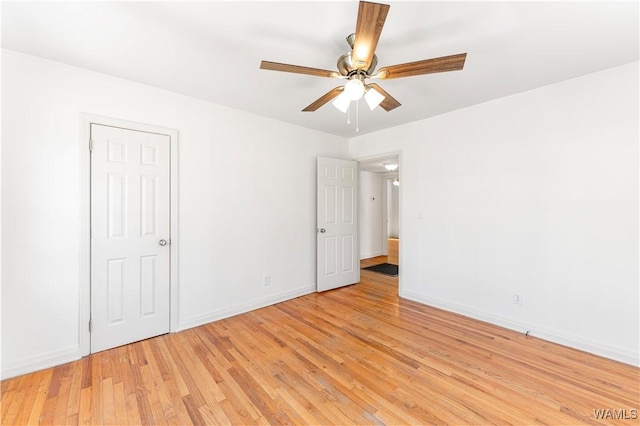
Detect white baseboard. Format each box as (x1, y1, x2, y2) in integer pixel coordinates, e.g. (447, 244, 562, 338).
(401, 289, 639, 367)
(1, 345, 82, 380)
(177, 284, 316, 332)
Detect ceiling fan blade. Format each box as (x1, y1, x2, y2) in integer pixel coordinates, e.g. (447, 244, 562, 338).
(368, 83, 401, 111)
(260, 61, 340, 78)
(377, 53, 467, 79)
(352, 1, 390, 70)
(302, 87, 344, 112)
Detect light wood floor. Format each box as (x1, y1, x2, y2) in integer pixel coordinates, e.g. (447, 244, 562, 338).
(2, 256, 638, 425)
(387, 238, 399, 265)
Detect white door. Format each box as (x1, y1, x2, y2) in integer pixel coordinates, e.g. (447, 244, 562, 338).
(317, 156, 359, 292)
(91, 124, 170, 353)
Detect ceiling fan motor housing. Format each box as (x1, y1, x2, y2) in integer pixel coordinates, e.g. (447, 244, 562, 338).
(337, 33, 378, 77)
(337, 52, 378, 77)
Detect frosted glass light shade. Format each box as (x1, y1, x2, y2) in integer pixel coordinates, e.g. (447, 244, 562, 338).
(344, 79, 365, 101)
(332, 92, 351, 113)
(392, 178, 400, 186)
(365, 87, 385, 110)
(384, 163, 398, 171)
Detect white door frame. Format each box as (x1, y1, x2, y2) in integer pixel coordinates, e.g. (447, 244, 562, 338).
(78, 113, 179, 356)
(356, 150, 402, 293)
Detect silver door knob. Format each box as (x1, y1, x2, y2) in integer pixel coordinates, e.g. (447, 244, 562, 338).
(159, 239, 168, 246)
(319, 228, 326, 233)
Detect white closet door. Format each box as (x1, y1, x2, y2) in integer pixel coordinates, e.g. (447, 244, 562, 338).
(91, 124, 170, 353)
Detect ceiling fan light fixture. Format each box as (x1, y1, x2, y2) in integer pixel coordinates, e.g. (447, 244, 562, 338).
(344, 78, 365, 101)
(365, 86, 385, 110)
(384, 162, 398, 171)
(393, 178, 400, 187)
(332, 92, 351, 113)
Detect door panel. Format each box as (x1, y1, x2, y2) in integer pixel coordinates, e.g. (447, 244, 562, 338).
(91, 124, 170, 353)
(317, 157, 359, 292)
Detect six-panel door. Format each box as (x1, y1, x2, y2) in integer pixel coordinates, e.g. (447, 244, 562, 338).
(90, 124, 170, 353)
(317, 156, 359, 292)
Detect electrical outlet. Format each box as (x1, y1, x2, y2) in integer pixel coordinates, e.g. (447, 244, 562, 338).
(513, 293, 523, 305)
(264, 276, 271, 286)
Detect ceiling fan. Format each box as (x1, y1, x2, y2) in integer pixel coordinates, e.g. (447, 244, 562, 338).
(260, 1, 467, 113)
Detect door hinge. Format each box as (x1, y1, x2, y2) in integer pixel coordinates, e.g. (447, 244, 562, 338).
(89, 139, 93, 152)
(89, 320, 93, 332)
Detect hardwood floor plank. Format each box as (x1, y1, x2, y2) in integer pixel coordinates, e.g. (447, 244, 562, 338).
(27, 371, 53, 425)
(39, 389, 58, 424)
(100, 377, 116, 425)
(2, 258, 638, 425)
(124, 392, 141, 426)
(5, 370, 44, 425)
(77, 386, 92, 425)
(198, 398, 231, 425)
(154, 336, 193, 399)
(111, 381, 127, 426)
(2, 387, 24, 425)
(150, 358, 193, 425)
(182, 394, 206, 425)
(65, 360, 83, 420)
(53, 367, 75, 425)
(65, 413, 79, 425)
(89, 354, 103, 424)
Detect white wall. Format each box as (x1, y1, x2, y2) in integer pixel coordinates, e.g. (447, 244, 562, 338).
(359, 171, 383, 259)
(1, 49, 349, 378)
(350, 62, 639, 366)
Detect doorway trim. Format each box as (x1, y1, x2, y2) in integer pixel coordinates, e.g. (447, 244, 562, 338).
(355, 150, 403, 294)
(79, 113, 179, 356)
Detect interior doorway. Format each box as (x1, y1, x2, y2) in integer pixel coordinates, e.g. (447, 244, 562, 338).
(384, 176, 400, 266)
(357, 153, 401, 292)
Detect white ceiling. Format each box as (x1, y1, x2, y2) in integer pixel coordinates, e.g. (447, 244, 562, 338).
(2, 1, 638, 138)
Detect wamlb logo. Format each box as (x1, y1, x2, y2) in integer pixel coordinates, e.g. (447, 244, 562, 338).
(593, 408, 638, 420)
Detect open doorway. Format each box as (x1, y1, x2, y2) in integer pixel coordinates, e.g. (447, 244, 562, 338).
(357, 154, 401, 292)
(384, 175, 400, 266)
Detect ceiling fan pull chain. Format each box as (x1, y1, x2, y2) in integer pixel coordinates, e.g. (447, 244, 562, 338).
(347, 103, 351, 124)
(356, 99, 360, 133)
